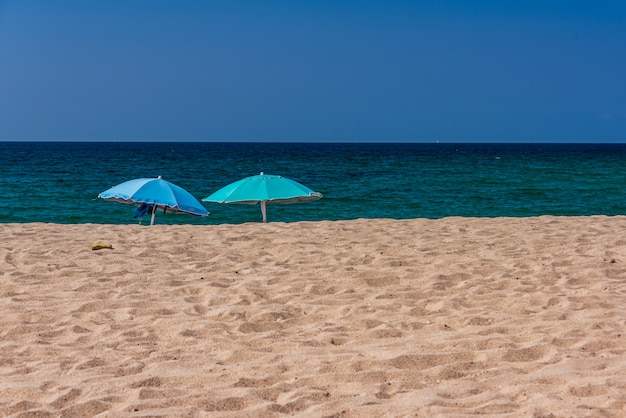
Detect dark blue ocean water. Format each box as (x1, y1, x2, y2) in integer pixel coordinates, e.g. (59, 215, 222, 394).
(1, 142, 626, 225)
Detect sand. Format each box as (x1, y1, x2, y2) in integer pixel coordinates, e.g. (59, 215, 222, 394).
(1, 216, 626, 417)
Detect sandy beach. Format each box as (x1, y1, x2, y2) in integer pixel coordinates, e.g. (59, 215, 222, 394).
(1, 217, 626, 417)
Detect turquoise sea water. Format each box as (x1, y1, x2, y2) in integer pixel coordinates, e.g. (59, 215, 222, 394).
(1, 142, 626, 225)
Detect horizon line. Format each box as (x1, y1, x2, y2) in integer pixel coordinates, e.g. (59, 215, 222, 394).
(1, 139, 626, 144)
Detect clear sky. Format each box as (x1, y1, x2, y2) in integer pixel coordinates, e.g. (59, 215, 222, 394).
(0, 1, 625, 142)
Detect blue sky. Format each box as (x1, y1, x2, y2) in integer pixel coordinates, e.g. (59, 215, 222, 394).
(0, 1, 624, 142)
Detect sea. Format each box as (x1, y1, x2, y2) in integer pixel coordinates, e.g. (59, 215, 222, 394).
(1, 142, 626, 225)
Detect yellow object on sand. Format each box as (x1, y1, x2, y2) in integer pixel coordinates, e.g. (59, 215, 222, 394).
(91, 240, 113, 250)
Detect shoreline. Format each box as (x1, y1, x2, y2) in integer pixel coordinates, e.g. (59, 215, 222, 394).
(3, 213, 626, 225)
(2, 217, 626, 416)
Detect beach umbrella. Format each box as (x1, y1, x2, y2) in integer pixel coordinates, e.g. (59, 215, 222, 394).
(203, 172, 322, 222)
(98, 176, 208, 225)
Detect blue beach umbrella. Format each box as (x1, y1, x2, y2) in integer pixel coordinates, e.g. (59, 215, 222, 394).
(98, 176, 208, 225)
(203, 172, 322, 222)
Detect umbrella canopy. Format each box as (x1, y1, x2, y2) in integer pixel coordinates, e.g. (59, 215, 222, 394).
(203, 172, 322, 222)
(98, 176, 208, 225)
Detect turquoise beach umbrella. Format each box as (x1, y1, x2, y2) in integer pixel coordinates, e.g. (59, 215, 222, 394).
(98, 176, 208, 225)
(203, 172, 322, 222)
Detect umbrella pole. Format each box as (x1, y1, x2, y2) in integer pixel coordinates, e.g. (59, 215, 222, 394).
(260, 201, 267, 223)
(150, 207, 156, 225)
